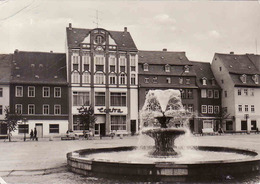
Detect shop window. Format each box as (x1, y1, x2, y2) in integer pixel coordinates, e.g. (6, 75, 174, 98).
(49, 124, 59, 133)
(0, 105, 2, 115)
(226, 121, 233, 131)
(18, 124, 29, 134)
(111, 115, 126, 131)
(251, 120, 257, 130)
(73, 92, 90, 106)
(241, 120, 247, 131)
(95, 92, 105, 106)
(203, 120, 213, 128)
(110, 92, 126, 106)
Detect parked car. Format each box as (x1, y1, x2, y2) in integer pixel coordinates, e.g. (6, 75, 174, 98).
(61, 130, 78, 140)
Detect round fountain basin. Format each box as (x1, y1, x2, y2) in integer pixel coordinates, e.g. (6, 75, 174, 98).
(67, 146, 260, 181)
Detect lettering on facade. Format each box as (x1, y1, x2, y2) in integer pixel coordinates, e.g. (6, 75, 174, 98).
(97, 107, 123, 113)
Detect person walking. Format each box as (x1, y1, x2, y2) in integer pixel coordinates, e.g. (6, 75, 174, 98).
(34, 127, 38, 141)
(30, 129, 34, 140)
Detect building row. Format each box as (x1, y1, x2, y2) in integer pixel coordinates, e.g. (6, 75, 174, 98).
(0, 24, 259, 138)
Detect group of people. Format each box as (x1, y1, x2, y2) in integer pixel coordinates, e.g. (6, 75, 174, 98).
(30, 127, 38, 141)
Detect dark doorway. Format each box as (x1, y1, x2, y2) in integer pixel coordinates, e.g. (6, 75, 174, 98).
(189, 120, 194, 133)
(0, 122, 7, 135)
(226, 121, 233, 131)
(100, 123, 106, 136)
(241, 120, 247, 131)
(131, 120, 136, 135)
(251, 120, 257, 130)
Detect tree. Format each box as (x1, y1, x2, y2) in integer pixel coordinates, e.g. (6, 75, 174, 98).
(77, 105, 96, 130)
(4, 106, 22, 142)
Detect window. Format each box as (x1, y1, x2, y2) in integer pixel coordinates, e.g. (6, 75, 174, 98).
(95, 73, 105, 84)
(18, 124, 29, 134)
(110, 92, 126, 106)
(212, 79, 216, 86)
(252, 74, 259, 84)
(145, 78, 149, 83)
(0, 88, 2, 97)
(54, 87, 61, 98)
(251, 105, 255, 113)
(186, 78, 190, 84)
(130, 55, 136, 71)
(238, 105, 242, 112)
(72, 72, 80, 83)
(219, 67, 222, 71)
(214, 90, 219, 99)
(208, 105, 213, 114)
(109, 57, 116, 72)
(143, 63, 149, 71)
(224, 91, 227, 98)
(203, 120, 213, 128)
(95, 55, 105, 72)
(165, 65, 170, 72)
(244, 89, 248, 96)
(95, 35, 104, 44)
(226, 121, 233, 131)
(240, 74, 247, 83)
(120, 74, 126, 85)
(0, 105, 2, 115)
(245, 105, 249, 112)
(166, 77, 171, 84)
(201, 89, 207, 98)
(214, 106, 220, 114)
(28, 104, 35, 115)
(15, 104, 22, 114)
(82, 72, 90, 83)
(188, 104, 193, 112)
(95, 92, 105, 106)
(187, 89, 193, 99)
(131, 74, 136, 85)
(202, 105, 207, 113)
(184, 65, 190, 73)
(119, 57, 126, 72)
(28, 86, 35, 97)
(49, 124, 59, 133)
(179, 77, 183, 84)
(54, 105, 61, 115)
(72, 55, 79, 71)
(202, 78, 207, 85)
(109, 73, 116, 84)
(238, 89, 241, 96)
(43, 105, 49, 115)
(180, 90, 185, 99)
(82, 54, 90, 71)
(250, 89, 254, 96)
(208, 90, 213, 98)
(43, 87, 50, 97)
(16, 86, 23, 97)
(111, 115, 126, 131)
(73, 92, 90, 106)
(251, 120, 257, 130)
(153, 77, 158, 83)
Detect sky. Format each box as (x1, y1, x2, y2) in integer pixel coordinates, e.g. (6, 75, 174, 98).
(0, 0, 260, 62)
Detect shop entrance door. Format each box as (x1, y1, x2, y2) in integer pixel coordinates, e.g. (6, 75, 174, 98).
(94, 123, 106, 136)
(36, 123, 43, 138)
(94, 124, 100, 136)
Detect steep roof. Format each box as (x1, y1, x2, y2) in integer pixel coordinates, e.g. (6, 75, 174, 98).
(215, 53, 260, 75)
(138, 50, 191, 65)
(11, 51, 67, 84)
(0, 54, 12, 84)
(192, 61, 220, 89)
(66, 27, 138, 51)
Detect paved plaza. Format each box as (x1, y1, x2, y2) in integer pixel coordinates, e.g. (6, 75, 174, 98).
(0, 134, 260, 183)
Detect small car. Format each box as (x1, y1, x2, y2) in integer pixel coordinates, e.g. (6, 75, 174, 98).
(61, 130, 78, 140)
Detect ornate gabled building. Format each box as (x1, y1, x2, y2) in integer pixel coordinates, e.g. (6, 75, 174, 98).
(138, 49, 200, 133)
(211, 52, 260, 132)
(192, 61, 222, 132)
(66, 24, 139, 136)
(9, 50, 69, 137)
(0, 54, 12, 136)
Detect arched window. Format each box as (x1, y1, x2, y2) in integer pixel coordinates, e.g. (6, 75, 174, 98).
(165, 64, 170, 72)
(95, 35, 104, 44)
(109, 73, 117, 84)
(131, 74, 136, 85)
(202, 77, 207, 85)
(72, 71, 80, 83)
(95, 72, 105, 84)
(143, 63, 149, 71)
(120, 73, 126, 85)
(82, 72, 90, 84)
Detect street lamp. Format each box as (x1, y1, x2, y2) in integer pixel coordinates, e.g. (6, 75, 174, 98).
(23, 118, 27, 141)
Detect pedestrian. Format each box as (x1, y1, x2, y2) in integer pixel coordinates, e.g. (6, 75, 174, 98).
(34, 127, 38, 141)
(30, 129, 34, 140)
(83, 130, 86, 139)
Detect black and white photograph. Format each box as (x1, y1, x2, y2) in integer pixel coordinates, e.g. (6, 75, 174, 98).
(0, 0, 260, 183)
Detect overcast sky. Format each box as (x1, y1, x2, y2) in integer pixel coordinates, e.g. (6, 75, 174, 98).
(0, 0, 259, 62)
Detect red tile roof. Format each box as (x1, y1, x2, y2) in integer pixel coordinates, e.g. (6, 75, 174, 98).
(11, 51, 67, 84)
(66, 27, 138, 51)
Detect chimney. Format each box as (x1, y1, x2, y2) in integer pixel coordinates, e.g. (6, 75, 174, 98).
(69, 23, 72, 30)
(14, 49, 19, 53)
(50, 50, 53, 53)
(124, 27, 127, 33)
(163, 48, 167, 52)
(230, 51, 234, 54)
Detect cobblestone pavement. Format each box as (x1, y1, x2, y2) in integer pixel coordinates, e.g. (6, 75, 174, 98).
(0, 134, 260, 183)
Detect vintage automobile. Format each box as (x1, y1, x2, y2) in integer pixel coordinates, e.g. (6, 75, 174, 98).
(61, 130, 78, 140)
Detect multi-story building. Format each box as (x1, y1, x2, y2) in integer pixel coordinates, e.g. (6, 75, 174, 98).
(10, 50, 69, 137)
(211, 52, 260, 132)
(138, 49, 200, 133)
(0, 54, 12, 136)
(192, 61, 222, 132)
(66, 24, 139, 136)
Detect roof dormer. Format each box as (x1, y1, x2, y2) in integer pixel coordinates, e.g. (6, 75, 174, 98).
(165, 64, 170, 72)
(240, 74, 247, 83)
(184, 65, 190, 73)
(143, 63, 149, 71)
(202, 77, 207, 85)
(252, 74, 259, 84)
(211, 78, 216, 86)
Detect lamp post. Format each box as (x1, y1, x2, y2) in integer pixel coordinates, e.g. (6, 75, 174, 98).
(244, 114, 249, 133)
(23, 118, 27, 141)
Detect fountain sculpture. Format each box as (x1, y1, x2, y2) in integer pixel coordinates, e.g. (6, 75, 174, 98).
(67, 89, 260, 182)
